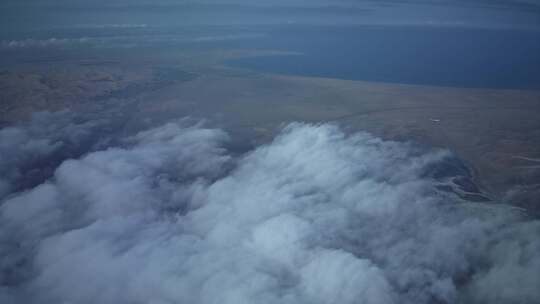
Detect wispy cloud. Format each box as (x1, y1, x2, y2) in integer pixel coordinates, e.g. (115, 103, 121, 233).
(1, 38, 91, 49)
(192, 33, 265, 42)
(71, 23, 149, 29)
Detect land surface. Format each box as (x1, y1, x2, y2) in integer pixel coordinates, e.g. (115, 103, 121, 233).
(1, 46, 539, 211)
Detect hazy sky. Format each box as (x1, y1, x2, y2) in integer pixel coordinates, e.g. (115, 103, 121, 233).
(1, 0, 539, 33)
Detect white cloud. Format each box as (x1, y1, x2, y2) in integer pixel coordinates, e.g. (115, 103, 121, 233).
(0, 120, 538, 304)
(192, 33, 265, 42)
(0, 38, 92, 49)
(0, 111, 108, 199)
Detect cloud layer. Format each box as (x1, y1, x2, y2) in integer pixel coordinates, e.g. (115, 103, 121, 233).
(0, 111, 106, 199)
(1, 120, 539, 304)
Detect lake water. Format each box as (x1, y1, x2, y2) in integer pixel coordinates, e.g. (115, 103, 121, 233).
(228, 25, 540, 89)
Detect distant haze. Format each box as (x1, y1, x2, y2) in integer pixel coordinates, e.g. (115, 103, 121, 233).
(1, 0, 539, 35)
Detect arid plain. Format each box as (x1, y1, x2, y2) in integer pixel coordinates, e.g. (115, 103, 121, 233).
(1, 45, 540, 211)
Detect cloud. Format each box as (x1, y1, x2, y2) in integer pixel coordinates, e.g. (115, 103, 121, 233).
(0, 111, 106, 199)
(192, 33, 265, 42)
(0, 38, 92, 49)
(71, 23, 149, 29)
(0, 33, 265, 50)
(0, 120, 538, 304)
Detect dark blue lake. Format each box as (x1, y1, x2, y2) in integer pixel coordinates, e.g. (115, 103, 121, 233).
(227, 26, 540, 89)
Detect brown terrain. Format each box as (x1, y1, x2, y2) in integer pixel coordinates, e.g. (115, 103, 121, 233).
(1, 49, 539, 211)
